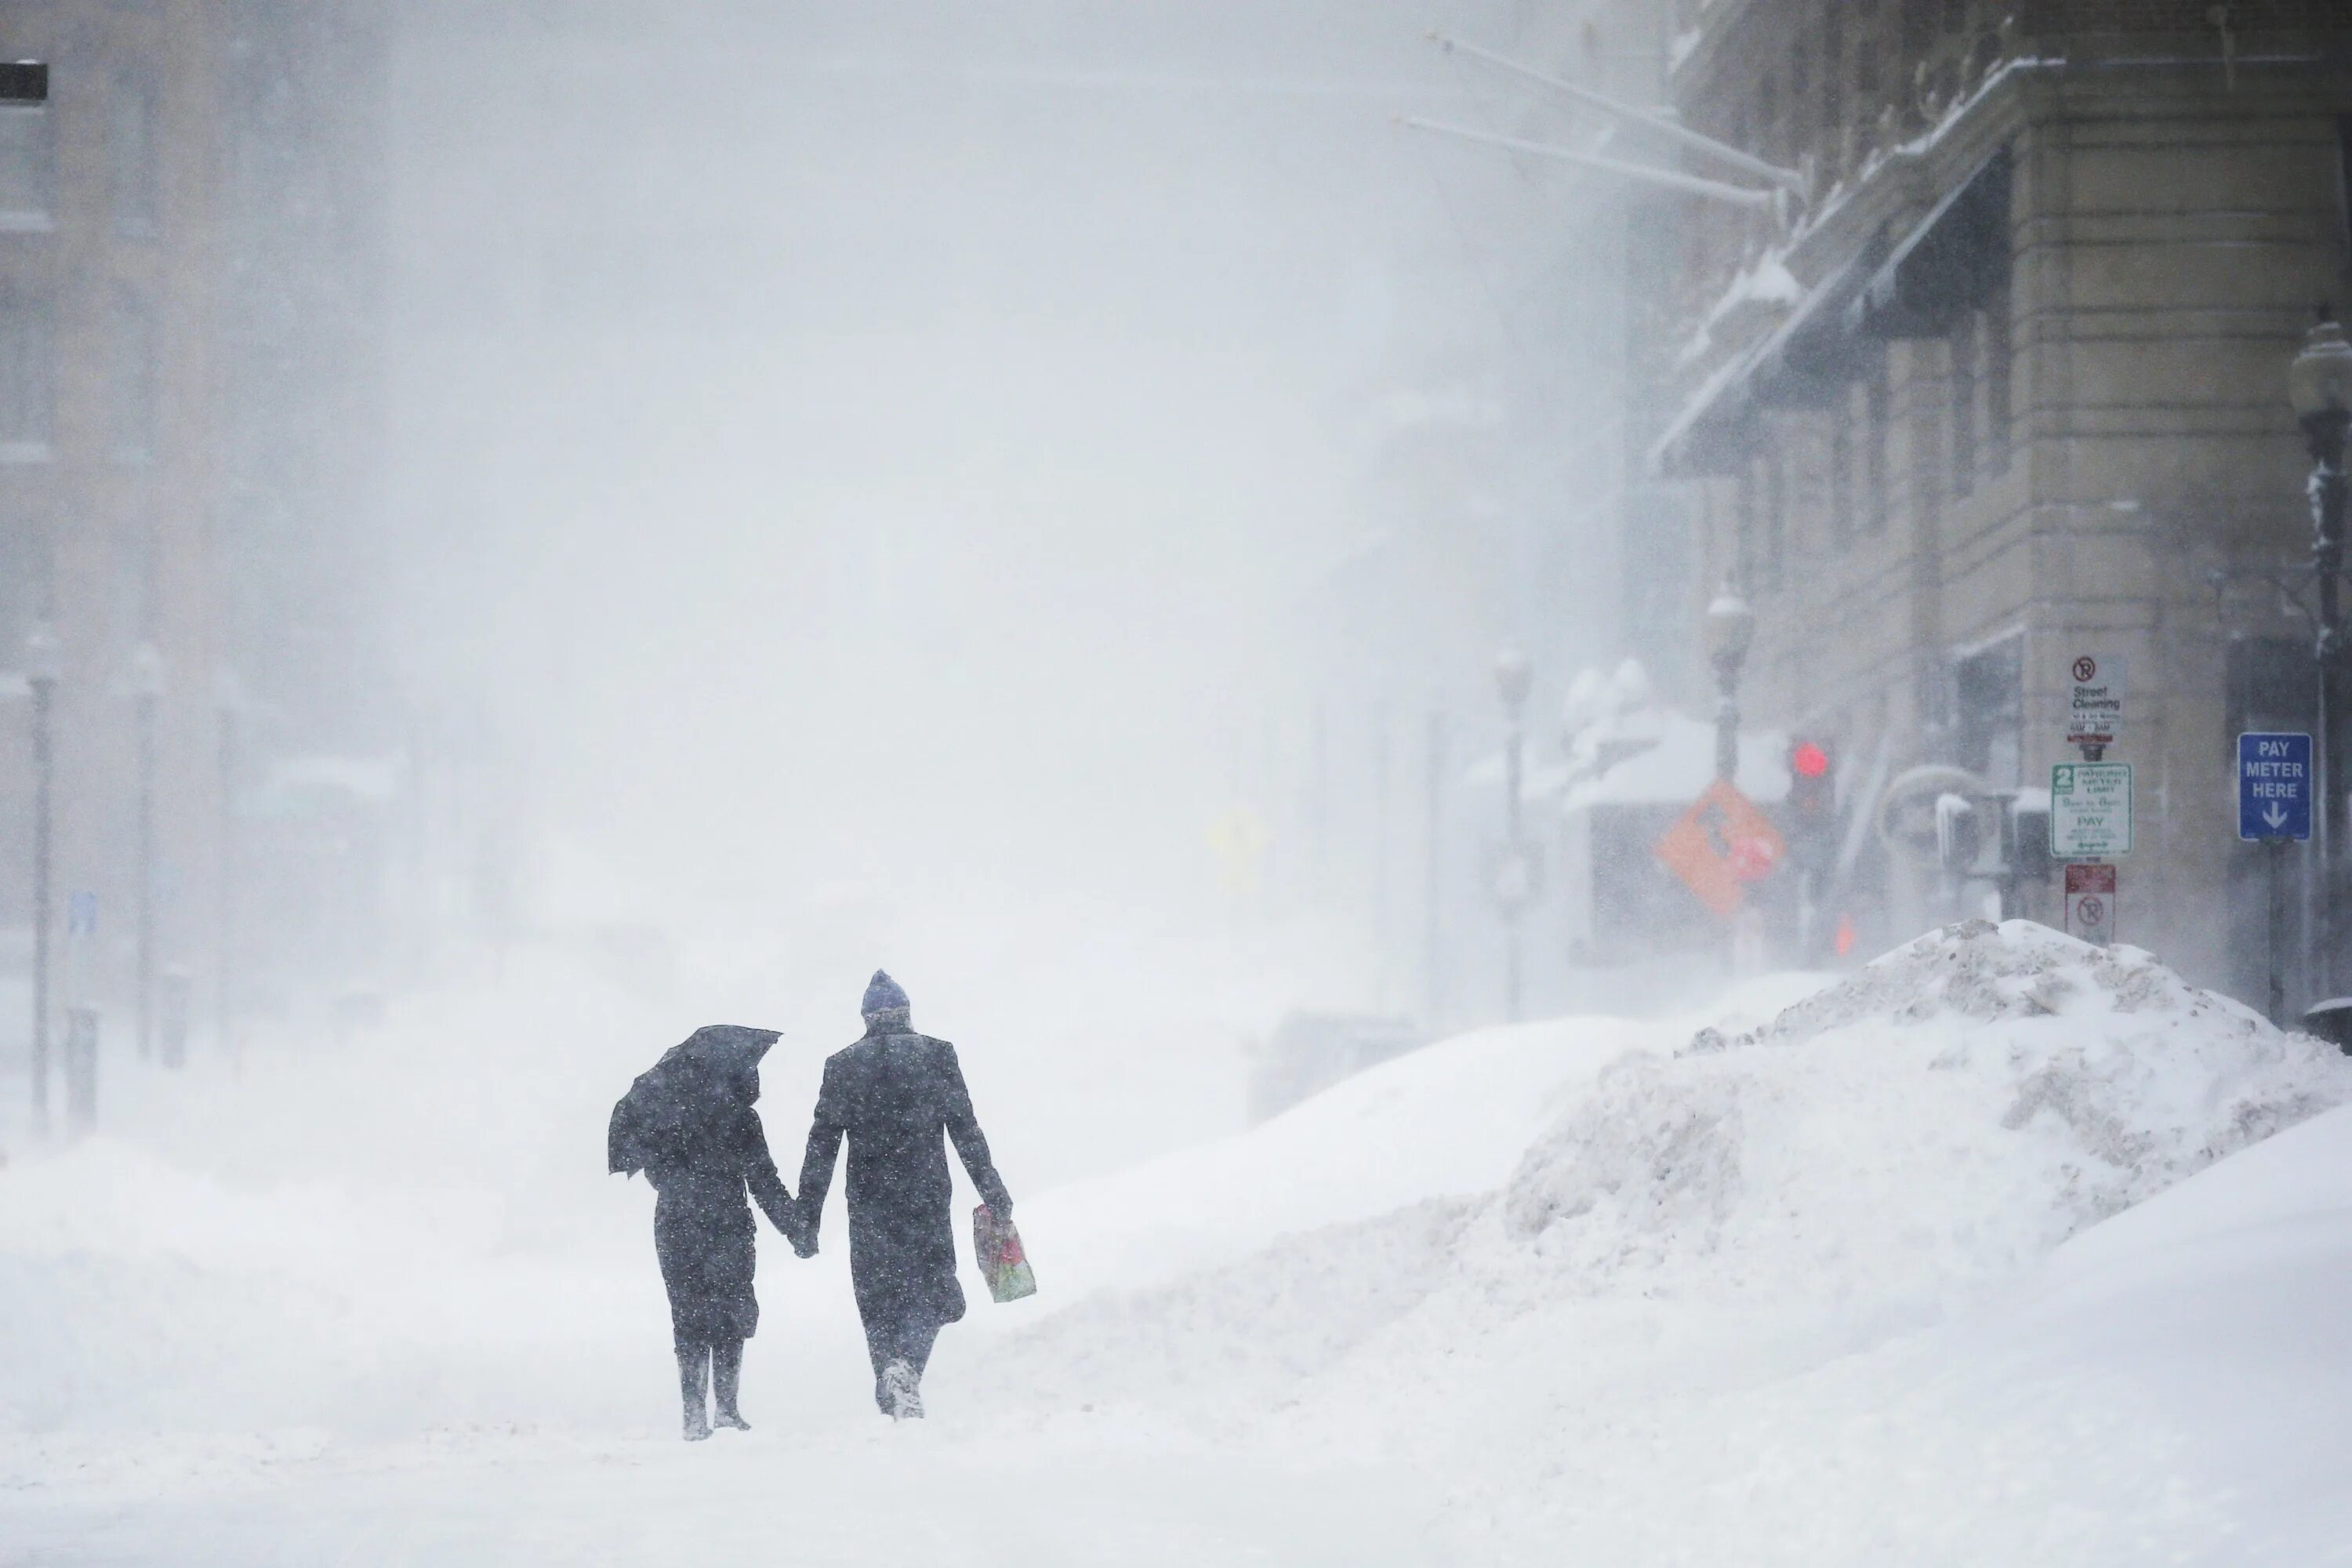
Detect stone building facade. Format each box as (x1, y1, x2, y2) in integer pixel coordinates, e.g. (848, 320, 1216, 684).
(0, 2, 390, 1094)
(1650, 0, 2351, 1000)
(0, 2, 227, 1060)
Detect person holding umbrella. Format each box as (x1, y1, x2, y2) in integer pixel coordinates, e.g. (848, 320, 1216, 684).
(608, 1024, 804, 1440)
(792, 971, 1014, 1420)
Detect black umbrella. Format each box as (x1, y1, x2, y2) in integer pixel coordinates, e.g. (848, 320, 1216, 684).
(609, 1025, 781, 1174)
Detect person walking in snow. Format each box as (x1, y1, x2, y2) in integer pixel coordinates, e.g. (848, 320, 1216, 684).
(791, 971, 1014, 1420)
(608, 1024, 805, 1441)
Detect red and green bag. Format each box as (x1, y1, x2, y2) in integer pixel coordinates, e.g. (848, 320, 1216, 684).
(972, 1204, 1036, 1303)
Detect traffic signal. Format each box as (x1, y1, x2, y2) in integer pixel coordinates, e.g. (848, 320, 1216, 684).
(1787, 738, 1836, 870)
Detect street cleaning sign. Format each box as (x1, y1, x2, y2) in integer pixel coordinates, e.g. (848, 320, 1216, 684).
(2049, 761, 2132, 858)
(2063, 653, 2125, 746)
(2236, 732, 2312, 842)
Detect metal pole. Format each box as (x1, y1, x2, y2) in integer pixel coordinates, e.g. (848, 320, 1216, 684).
(1504, 719, 1523, 1022)
(136, 690, 156, 1059)
(2310, 405, 2349, 1000)
(1425, 710, 1445, 1025)
(217, 702, 237, 1068)
(29, 675, 53, 1131)
(1399, 118, 1781, 212)
(1308, 699, 1327, 898)
(2270, 837, 2288, 1025)
(1426, 34, 1808, 194)
(1371, 708, 1390, 1009)
(1715, 663, 1740, 783)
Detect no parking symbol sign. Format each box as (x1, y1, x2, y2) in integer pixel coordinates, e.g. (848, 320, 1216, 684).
(2065, 863, 2116, 947)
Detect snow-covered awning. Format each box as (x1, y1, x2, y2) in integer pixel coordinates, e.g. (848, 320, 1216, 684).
(1650, 234, 1886, 477)
(1846, 146, 2012, 339)
(1556, 711, 1791, 813)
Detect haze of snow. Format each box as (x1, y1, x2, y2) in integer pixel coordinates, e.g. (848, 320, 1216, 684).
(6, 920, 2351, 1564)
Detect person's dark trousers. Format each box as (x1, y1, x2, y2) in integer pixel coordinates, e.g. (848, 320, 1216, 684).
(862, 1313, 940, 1413)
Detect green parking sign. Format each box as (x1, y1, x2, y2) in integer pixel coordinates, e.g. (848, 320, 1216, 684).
(2050, 761, 2132, 858)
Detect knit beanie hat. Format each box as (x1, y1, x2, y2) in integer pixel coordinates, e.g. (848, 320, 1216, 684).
(861, 969, 911, 1019)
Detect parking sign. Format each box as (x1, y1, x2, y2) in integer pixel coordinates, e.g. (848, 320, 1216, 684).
(2049, 762, 2132, 858)
(2236, 732, 2312, 842)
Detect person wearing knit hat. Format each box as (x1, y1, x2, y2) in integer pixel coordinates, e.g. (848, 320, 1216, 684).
(860, 969, 910, 1024)
(792, 970, 1014, 1420)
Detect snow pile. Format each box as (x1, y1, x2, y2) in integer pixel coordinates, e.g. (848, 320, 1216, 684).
(975, 917, 2352, 1548)
(1497, 920, 2345, 1313)
(1008, 1016, 1645, 1302)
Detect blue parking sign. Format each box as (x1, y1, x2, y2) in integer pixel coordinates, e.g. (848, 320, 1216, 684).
(2238, 732, 2312, 841)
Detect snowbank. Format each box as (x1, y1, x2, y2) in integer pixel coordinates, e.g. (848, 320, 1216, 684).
(1006, 970, 1827, 1305)
(971, 921, 2352, 1562)
(1498, 920, 2338, 1313)
(1008, 1017, 1639, 1303)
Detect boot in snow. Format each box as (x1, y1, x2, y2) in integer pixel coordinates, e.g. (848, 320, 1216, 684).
(677, 1341, 713, 1441)
(880, 1358, 924, 1421)
(711, 1339, 750, 1431)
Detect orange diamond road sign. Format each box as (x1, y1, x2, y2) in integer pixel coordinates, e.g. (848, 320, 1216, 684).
(1654, 779, 1788, 920)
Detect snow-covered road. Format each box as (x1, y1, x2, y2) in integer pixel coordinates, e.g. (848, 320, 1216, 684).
(6, 1422, 1447, 1567)
(9, 923, 2352, 1566)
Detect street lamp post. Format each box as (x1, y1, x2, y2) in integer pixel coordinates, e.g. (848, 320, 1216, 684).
(24, 623, 59, 1131)
(2291, 310, 2352, 1000)
(127, 641, 164, 1061)
(1493, 648, 1534, 1021)
(1704, 586, 1756, 785)
(214, 668, 241, 1069)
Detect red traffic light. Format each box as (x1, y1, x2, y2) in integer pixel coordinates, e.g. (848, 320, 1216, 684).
(1791, 741, 1831, 779)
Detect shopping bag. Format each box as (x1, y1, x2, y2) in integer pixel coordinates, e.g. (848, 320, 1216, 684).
(972, 1203, 1037, 1303)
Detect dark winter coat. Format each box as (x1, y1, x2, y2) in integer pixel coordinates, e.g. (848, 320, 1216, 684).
(793, 1023, 1012, 1336)
(609, 1025, 800, 1345)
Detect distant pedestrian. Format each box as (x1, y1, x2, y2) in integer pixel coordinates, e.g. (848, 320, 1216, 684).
(793, 971, 1014, 1419)
(608, 1025, 805, 1440)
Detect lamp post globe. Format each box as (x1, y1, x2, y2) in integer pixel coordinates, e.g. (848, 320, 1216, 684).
(128, 639, 165, 699)
(24, 621, 60, 688)
(1492, 646, 1533, 717)
(2289, 313, 2352, 434)
(1704, 586, 1755, 673)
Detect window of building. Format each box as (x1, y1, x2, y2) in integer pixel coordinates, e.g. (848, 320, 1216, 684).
(1820, 6, 1846, 136)
(0, 510, 39, 655)
(0, 294, 56, 460)
(2336, 116, 2350, 277)
(1986, 285, 2014, 476)
(1954, 633, 2022, 786)
(1949, 311, 1978, 501)
(111, 72, 158, 238)
(0, 105, 54, 230)
(1736, 461, 1759, 585)
(111, 519, 157, 650)
(1901, 0, 1936, 60)
(1864, 351, 1891, 533)
(1789, 45, 1813, 158)
(1830, 416, 1854, 546)
(110, 292, 158, 463)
